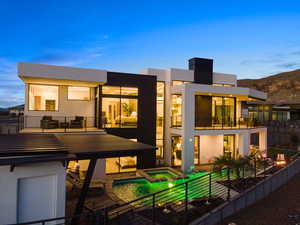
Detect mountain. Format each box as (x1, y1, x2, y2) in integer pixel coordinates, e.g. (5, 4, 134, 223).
(237, 69, 300, 103)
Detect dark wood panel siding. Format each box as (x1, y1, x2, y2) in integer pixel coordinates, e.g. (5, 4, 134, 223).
(195, 95, 212, 127)
(102, 72, 157, 168)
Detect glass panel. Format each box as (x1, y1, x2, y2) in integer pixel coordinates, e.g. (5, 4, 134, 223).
(156, 139, 164, 159)
(121, 87, 138, 96)
(106, 158, 120, 173)
(194, 136, 200, 165)
(212, 97, 223, 126)
(68, 86, 90, 100)
(102, 86, 120, 95)
(29, 84, 59, 111)
(264, 112, 269, 121)
(172, 81, 184, 86)
(119, 156, 137, 172)
(171, 95, 182, 127)
(223, 97, 235, 126)
(282, 112, 288, 121)
(272, 112, 277, 120)
(172, 136, 182, 166)
(157, 82, 164, 100)
(102, 98, 121, 128)
(224, 135, 235, 159)
(121, 98, 138, 128)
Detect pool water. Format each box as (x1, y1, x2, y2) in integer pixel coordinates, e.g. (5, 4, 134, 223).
(146, 170, 178, 181)
(112, 171, 209, 203)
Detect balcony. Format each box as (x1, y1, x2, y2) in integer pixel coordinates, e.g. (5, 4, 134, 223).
(171, 116, 265, 130)
(18, 116, 105, 134)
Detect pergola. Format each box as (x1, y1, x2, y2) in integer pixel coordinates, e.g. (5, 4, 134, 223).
(0, 133, 156, 219)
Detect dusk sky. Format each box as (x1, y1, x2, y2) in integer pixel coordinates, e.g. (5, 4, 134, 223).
(1, 0, 300, 107)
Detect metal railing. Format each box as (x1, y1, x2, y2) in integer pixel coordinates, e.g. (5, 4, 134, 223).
(10, 159, 280, 225)
(0, 115, 102, 134)
(171, 116, 264, 130)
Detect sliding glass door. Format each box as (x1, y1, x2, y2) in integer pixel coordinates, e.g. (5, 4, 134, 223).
(212, 97, 236, 126)
(223, 135, 235, 159)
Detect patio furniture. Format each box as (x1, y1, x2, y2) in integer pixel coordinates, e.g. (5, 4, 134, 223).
(70, 116, 85, 128)
(40, 116, 59, 129)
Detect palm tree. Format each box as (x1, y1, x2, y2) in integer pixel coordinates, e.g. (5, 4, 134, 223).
(212, 155, 250, 179)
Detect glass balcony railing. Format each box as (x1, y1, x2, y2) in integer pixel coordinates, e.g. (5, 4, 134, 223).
(0, 115, 103, 134)
(171, 116, 264, 130)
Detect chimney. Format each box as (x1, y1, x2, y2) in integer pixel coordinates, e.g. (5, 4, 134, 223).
(188, 58, 213, 85)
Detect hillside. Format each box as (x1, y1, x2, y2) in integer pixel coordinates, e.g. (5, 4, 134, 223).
(238, 69, 300, 103)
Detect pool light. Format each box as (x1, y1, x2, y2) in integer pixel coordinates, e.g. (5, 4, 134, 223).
(168, 183, 174, 188)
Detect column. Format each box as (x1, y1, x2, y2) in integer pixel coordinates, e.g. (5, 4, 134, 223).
(238, 132, 250, 156)
(181, 85, 195, 174)
(259, 129, 267, 152)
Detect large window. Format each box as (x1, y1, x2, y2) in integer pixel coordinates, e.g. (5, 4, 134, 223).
(156, 82, 165, 159)
(68, 86, 90, 100)
(101, 86, 138, 128)
(105, 156, 137, 173)
(29, 84, 59, 111)
(172, 136, 182, 166)
(171, 94, 182, 127)
(224, 135, 235, 159)
(212, 97, 235, 126)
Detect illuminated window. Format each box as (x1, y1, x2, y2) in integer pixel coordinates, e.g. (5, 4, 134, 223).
(101, 85, 138, 128)
(102, 86, 138, 96)
(29, 84, 59, 111)
(102, 86, 120, 95)
(171, 94, 182, 127)
(172, 81, 191, 86)
(121, 87, 138, 96)
(68, 86, 90, 100)
(172, 136, 182, 166)
(102, 98, 137, 128)
(156, 82, 165, 159)
(105, 156, 137, 173)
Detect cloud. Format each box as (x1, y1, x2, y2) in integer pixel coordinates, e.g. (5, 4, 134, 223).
(276, 62, 300, 69)
(31, 46, 104, 67)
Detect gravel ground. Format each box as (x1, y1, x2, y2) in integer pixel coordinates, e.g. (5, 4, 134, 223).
(218, 172, 300, 225)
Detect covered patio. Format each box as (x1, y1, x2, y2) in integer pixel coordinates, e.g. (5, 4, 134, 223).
(0, 133, 156, 223)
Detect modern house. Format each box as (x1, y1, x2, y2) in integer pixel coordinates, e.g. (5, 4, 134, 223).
(18, 57, 267, 174)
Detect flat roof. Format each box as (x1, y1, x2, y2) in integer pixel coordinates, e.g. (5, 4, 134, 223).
(0, 134, 156, 166)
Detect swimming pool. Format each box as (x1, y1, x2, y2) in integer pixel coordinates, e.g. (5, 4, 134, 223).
(112, 171, 209, 203)
(145, 169, 179, 181)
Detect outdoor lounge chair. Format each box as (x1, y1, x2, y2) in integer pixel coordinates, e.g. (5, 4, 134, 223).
(70, 116, 85, 128)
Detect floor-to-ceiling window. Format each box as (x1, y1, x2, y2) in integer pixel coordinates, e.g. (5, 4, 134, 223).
(105, 156, 137, 174)
(156, 82, 165, 159)
(171, 136, 182, 166)
(101, 86, 138, 128)
(212, 97, 235, 126)
(223, 135, 235, 158)
(194, 136, 200, 165)
(171, 94, 182, 127)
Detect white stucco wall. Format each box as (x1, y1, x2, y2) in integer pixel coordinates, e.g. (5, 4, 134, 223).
(24, 84, 96, 127)
(18, 62, 107, 83)
(0, 162, 66, 224)
(199, 135, 224, 164)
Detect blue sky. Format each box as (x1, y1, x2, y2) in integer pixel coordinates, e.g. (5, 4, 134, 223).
(1, 0, 300, 107)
